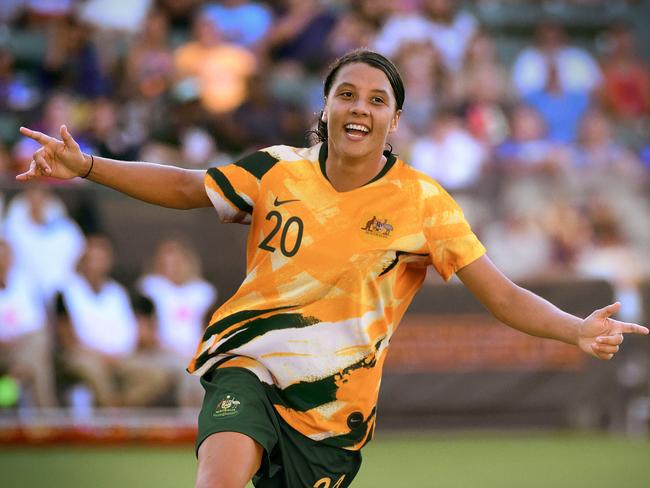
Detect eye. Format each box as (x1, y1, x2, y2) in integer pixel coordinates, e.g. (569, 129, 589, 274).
(338, 91, 353, 99)
(372, 96, 386, 105)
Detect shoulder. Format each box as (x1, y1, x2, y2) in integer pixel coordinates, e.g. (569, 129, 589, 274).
(105, 279, 129, 295)
(225, 144, 319, 179)
(139, 274, 169, 293)
(562, 46, 596, 61)
(393, 159, 447, 196)
(395, 159, 462, 214)
(62, 273, 85, 293)
(187, 280, 217, 300)
(513, 47, 542, 64)
(261, 144, 320, 164)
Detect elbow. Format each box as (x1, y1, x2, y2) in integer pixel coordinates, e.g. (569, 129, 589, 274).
(174, 169, 206, 209)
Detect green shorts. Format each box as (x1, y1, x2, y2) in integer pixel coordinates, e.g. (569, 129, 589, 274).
(197, 367, 361, 488)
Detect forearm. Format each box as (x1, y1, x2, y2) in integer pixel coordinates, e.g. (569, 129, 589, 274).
(489, 285, 581, 346)
(457, 256, 581, 346)
(83, 154, 210, 209)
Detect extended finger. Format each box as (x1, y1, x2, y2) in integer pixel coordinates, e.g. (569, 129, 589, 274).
(60, 125, 79, 150)
(612, 320, 649, 335)
(596, 334, 623, 346)
(20, 126, 55, 145)
(15, 162, 38, 181)
(595, 302, 621, 318)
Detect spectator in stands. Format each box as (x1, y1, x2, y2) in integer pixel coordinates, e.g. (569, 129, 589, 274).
(524, 57, 590, 143)
(511, 20, 601, 97)
(24, 0, 73, 23)
(40, 15, 112, 98)
(576, 198, 647, 322)
(123, 8, 175, 100)
(598, 23, 650, 122)
(542, 198, 593, 272)
(409, 107, 487, 191)
(393, 41, 445, 137)
(0, 47, 40, 114)
(202, 0, 272, 48)
(495, 104, 570, 175)
(571, 108, 644, 178)
(56, 234, 169, 407)
(4, 185, 85, 304)
(226, 74, 307, 151)
(494, 104, 574, 229)
(568, 109, 650, 253)
(0, 238, 57, 408)
(481, 207, 554, 282)
(179, 126, 221, 169)
(326, 10, 376, 61)
(138, 237, 217, 407)
(374, 0, 477, 73)
(75, 0, 151, 34)
(173, 9, 257, 114)
(262, 0, 339, 72)
(420, 0, 479, 73)
(349, 0, 395, 31)
(84, 97, 140, 161)
(453, 29, 510, 146)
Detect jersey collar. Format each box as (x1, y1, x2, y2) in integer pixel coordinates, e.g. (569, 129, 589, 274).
(318, 143, 397, 187)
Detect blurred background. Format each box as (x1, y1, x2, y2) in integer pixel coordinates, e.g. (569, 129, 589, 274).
(0, 0, 649, 486)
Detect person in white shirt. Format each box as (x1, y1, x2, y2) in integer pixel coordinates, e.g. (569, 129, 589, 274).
(511, 21, 601, 97)
(4, 185, 84, 305)
(138, 237, 217, 407)
(0, 239, 57, 408)
(56, 234, 168, 407)
(409, 108, 487, 191)
(374, 0, 477, 73)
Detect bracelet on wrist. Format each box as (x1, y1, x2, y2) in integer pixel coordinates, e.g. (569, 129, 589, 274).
(81, 154, 94, 179)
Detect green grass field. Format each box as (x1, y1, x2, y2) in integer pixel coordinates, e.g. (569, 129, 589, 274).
(1, 431, 649, 487)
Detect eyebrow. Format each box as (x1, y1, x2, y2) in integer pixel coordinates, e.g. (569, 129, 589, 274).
(334, 82, 390, 98)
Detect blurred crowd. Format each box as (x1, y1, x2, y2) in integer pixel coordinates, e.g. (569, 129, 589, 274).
(0, 0, 649, 410)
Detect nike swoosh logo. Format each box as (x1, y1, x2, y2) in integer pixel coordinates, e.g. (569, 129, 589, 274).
(273, 197, 300, 206)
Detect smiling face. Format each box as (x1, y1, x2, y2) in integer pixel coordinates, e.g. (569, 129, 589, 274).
(323, 62, 401, 163)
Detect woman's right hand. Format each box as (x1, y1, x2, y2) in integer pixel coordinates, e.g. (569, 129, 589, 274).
(16, 125, 90, 181)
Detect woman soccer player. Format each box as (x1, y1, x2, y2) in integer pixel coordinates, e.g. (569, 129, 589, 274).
(18, 50, 648, 488)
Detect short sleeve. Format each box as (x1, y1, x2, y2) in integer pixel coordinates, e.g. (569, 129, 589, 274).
(422, 182, 486, 281)
(204, 149, 279, 224)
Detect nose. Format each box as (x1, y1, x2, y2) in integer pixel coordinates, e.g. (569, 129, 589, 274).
(350, 99, 369, 117)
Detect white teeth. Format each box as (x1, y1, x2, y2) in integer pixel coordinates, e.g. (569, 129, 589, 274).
(345, 124, 369, 132)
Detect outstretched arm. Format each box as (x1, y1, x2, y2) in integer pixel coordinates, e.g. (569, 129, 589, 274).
(457, 255, 649, 360)
(17, 125, 211, 210)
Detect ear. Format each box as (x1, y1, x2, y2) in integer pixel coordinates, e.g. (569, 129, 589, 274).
(320, 108, 327, 122)
(388, 109, 402, 133)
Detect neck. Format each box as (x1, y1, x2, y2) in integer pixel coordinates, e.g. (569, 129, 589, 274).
(325, 141, 387, 192)
(84, 275, 106, 293)
(167, 274, 189, 286)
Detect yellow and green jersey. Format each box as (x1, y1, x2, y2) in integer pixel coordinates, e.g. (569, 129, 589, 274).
(188, 143, 485, 450)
